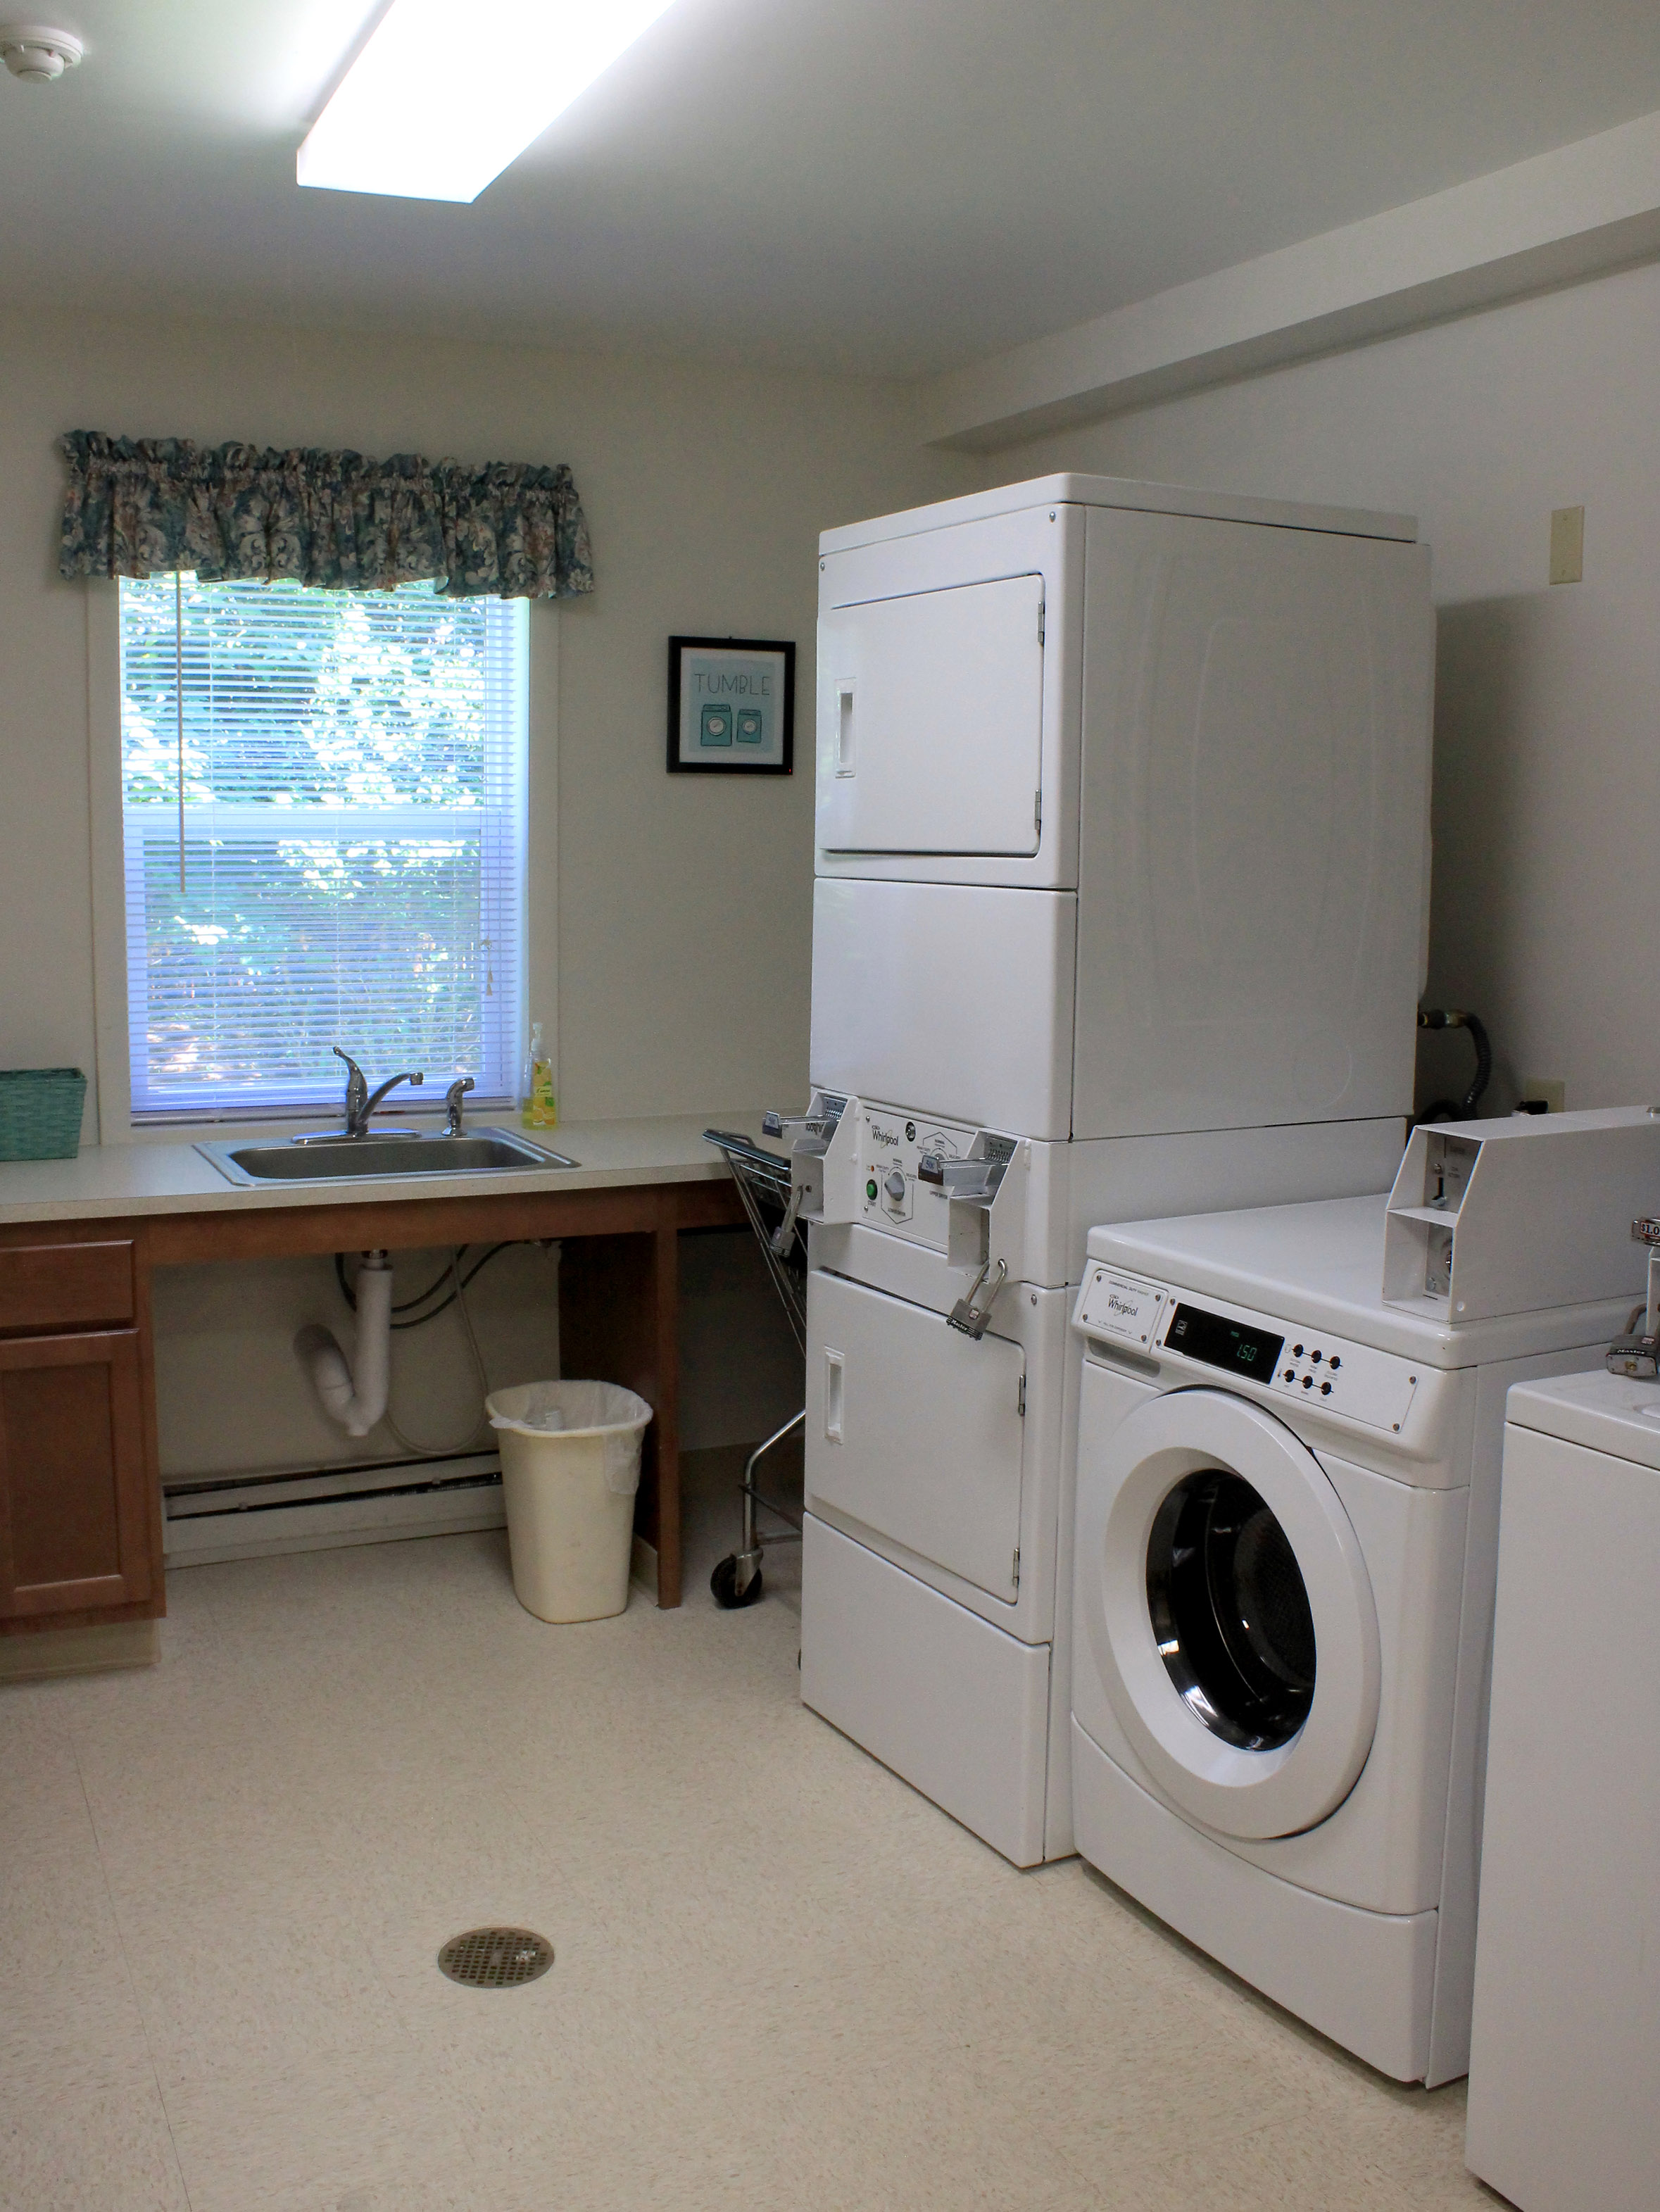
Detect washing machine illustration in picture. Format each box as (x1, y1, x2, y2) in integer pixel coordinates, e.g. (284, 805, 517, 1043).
(1065, 1165, 1656, 2088)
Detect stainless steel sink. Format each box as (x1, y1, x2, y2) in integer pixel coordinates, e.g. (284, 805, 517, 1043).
(196, 1127, 579, 1188)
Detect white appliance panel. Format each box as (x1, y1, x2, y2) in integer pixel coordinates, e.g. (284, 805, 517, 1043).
(1466, 1400, 1660, 2211)
(1426, 1346, 1614, 2088)
(1071, 1720, 1438, 2082)
(810, 878, 1076, 1139)
(1071, 509, 1433, 1138)
(818, 473, 1417, 558)
(1154, 1293, 1421, 1434)
(807, 1269, 1026, 1602)
(813, 1118, 1406, 1299)
(817, 575, 1044, 857)
(854, 1102, 984, 1251)
(803, 1516, 1052, 1867)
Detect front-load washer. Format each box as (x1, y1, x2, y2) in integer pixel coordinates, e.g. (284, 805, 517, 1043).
(1068, 1190, 1639, 2085)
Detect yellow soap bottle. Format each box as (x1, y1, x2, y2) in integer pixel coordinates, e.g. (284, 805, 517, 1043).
(520, 1021, 557, 1129)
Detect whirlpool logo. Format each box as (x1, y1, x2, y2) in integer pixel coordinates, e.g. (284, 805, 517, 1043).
(871, 1126, 900, 1148)
(1105, 1292, 1143, 1318)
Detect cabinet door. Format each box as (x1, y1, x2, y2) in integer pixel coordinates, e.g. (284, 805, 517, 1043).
(0, 1331, 154, 1621)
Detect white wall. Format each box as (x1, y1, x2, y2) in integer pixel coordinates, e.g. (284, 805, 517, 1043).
(0, 306, 972, 1468)
(0, 304, 973, 1119)
(998, 258, 1660, 1114)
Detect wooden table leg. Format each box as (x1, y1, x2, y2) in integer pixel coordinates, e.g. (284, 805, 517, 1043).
(556, 1208, 682, 1609)
(650, 1216, 681, 1609)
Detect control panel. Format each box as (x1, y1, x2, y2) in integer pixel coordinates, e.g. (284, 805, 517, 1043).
(858, 1105, 982, 1253)
(1074, 1267, 1421, 1434)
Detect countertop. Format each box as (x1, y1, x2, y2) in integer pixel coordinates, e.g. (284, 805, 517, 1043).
(0, 1112, 769, 1227)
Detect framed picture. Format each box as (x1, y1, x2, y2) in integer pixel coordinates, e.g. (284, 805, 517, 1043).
(667, 636, 795, 775)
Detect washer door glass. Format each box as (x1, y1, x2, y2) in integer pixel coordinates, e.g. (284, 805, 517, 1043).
(1147, 1470, 1316, 1752)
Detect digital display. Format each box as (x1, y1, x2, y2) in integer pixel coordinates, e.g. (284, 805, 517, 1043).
(1164, 1303, 1283, 1379)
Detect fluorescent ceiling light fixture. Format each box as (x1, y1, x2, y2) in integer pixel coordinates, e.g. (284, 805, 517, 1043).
(298, 0, 677, 203)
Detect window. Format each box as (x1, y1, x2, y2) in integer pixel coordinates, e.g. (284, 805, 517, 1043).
(116, 577, 525, 1121)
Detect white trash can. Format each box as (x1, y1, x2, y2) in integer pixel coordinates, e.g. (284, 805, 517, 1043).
(486, 1381, 653, 1623)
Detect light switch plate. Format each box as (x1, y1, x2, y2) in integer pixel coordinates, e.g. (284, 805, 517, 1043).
(1549, 506, 1584, 585)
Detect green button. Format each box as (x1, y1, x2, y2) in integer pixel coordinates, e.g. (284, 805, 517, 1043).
(866, 1179, 878, 1200)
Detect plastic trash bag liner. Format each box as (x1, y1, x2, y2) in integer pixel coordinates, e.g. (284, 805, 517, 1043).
(486, 1381, 652, 1495)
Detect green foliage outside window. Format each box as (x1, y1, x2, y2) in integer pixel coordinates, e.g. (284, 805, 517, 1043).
(119, 577, 518, 1112)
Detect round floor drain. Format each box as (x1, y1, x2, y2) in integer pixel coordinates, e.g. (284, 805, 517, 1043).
(437, 1927, 555, 1989)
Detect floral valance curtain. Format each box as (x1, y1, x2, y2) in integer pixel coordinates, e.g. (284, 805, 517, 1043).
(57, 432, 594, 599)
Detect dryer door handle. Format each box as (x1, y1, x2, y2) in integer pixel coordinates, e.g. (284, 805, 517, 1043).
(824, 1349, 845, 1443)
(834, 681, 855, 777)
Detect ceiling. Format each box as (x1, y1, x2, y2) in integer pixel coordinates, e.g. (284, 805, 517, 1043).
(4, 0, 1660, 379)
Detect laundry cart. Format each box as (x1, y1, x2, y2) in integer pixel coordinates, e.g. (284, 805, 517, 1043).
(702, 1127, 807, 1607)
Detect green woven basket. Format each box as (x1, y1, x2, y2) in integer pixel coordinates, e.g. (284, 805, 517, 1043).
(0, 1068, 87, 1161)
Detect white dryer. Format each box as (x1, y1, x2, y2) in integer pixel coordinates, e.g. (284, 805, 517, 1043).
(1069, 1181, 1643, 2085)
(810, 472, 1435, 1145)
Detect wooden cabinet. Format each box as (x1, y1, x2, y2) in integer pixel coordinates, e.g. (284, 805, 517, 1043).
(0, 1331, 154, 1619)
(0, 1239, 136, 1332)
(0, 1236, 163, 1634)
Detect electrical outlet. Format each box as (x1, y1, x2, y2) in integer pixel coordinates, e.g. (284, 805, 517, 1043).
(1549, 507, 1584, 585)
(1520, 1077, 1566, 1113)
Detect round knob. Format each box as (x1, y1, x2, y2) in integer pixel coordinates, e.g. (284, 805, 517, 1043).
(884, 1170, 907, 1202)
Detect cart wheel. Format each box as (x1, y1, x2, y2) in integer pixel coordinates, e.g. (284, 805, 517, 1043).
(710, 1555, 765, 1609)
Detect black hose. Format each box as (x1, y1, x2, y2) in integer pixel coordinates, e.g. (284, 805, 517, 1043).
(393, 1244, 513, 1328)
(333, 1243, 515, 1328)
(1416, 1009, 1493, 1124)
(332, 1250, 469, 1316)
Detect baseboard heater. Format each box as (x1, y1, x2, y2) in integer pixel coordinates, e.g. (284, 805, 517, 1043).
(163, 1450, 505, 1566)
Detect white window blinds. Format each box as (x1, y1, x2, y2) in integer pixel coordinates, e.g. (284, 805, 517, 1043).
(118, 576, 525, 1121)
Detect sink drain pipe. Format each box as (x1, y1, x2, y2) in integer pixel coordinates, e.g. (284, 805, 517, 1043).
(294, 1251, 392, 1438)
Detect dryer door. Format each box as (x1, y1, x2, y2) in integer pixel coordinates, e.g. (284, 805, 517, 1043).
(807, 1269, 1026, 1602)
(817, 575, 1045, 857)
(1078, 1386, 1381, 1840)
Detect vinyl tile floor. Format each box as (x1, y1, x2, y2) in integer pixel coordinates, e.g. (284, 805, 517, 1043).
(0, 1452, 1500, 2212)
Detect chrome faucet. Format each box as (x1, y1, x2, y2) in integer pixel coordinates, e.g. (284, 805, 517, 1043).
(332, 1046, 425, 1138)
(444, 1076, 475, 1137)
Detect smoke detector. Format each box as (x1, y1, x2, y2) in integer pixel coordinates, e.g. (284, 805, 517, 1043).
(1, 25, 83, 82)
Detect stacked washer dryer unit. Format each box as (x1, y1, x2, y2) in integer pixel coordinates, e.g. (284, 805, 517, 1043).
(786, 473, 1435, 1869)
(1069, 1108, 1660, 2082)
